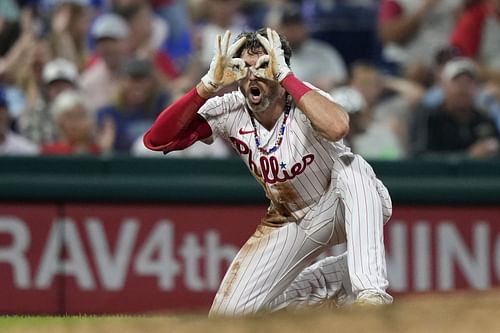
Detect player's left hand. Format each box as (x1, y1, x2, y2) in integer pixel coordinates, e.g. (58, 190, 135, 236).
(254, 28, 291, 82)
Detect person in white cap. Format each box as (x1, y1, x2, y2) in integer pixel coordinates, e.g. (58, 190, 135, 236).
(332, 62, 423, 160)
(410, 57, 500, 158)
(80, 13, 130, 113)
(330, 86, 370, 150)
(41, 89, 104, 155)
(18, 58, 79, 145)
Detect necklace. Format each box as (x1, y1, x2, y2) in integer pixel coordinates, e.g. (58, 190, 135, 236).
(249, 95, 292, 155)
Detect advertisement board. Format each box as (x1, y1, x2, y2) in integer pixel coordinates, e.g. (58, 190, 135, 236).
(1, 203, 499, 314)
(0, 205, 61, 314)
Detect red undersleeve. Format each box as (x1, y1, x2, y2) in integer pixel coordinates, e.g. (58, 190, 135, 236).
(143, 88, 212, 152)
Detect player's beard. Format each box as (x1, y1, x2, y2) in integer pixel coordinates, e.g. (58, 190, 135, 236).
(242, 80, 281, 114)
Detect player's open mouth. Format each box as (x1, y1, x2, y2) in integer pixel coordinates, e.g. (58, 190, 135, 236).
(249, 86, 262, 104)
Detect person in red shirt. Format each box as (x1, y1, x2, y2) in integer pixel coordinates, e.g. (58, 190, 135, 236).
(450, 0, 500, 84)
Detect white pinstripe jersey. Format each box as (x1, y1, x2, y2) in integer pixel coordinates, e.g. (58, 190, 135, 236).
(198, 88, 353, 222)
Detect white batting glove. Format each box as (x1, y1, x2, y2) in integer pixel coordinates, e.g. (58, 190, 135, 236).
(254, 28, 291, 82)
(201, 31, 247, 93)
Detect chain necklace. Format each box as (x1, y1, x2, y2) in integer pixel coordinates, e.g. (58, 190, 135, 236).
(249, 95, 292, 155)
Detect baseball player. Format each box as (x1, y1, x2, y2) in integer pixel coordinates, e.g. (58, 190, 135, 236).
(144, 28, 393, 315)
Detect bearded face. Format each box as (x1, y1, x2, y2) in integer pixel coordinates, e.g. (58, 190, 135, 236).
(239, 48, 282, 113)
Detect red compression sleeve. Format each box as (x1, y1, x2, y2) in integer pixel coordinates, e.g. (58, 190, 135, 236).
(143, 87, 209, 150)
(144, 114, 212, 152)
(281, 74, 313, 102)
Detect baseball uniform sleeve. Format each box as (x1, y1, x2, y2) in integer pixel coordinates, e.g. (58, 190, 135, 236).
(295, 83, 351, 150)
(198, 92, 240, 143)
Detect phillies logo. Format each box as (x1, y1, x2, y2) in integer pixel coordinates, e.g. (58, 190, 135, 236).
(229, 137, 314, 184)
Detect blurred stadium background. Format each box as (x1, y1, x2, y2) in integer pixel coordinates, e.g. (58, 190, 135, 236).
(1, 0, 500, 326)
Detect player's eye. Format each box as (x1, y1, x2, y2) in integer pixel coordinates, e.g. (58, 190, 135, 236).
(257, 61, 269, 69)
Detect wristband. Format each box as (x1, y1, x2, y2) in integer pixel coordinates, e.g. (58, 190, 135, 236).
(281, 74, 313, 101)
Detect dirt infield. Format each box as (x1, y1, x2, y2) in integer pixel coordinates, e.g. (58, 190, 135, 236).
(2, 290, 500, 333)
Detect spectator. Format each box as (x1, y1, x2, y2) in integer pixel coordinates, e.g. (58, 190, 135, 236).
(80, 13, 129, 112)
(0, 7, 40, 123)
(113, 1, 181, 82)
(0, 0, 21, 58)
(151, 0, 194, 71)
(450, 0, 500, 84)
(378, 0, 464, 83)
(0, 88, 38, 155)
(18, 57, 79, 145)
(422, 45, 463, 108)
(422, 45, 500, 134)
(334, 62, 424, 159)
(268, 3, 347, 91)
(97, 57, 169, 153)
(194, 0, 248, 69)
(330, 86, 370, 150)
(149, 0, 203, 97)
(15, 36, 52, 105)
(48, 0, 92, 70)
(476, 83, 500, 133)
(410, 57, 500, 158)
(348, 63, 385, 109)
(42, 89, 105, 155)
(0, 3, 28, 79)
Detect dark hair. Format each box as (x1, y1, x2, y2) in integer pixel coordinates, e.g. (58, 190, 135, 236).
(435, 45, 462, 66)
(234, 28, 292, 66)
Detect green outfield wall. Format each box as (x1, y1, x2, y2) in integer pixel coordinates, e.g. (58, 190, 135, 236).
(1, 155, 500, 204)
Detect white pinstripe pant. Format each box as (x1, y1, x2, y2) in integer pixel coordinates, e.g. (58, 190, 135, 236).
(209, 155, 392, 316)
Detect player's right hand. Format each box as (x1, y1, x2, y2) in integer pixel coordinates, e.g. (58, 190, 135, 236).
(201, 31, 247, 93)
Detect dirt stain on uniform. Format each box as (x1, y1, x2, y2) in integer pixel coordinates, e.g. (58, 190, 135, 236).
(260, 200, 291, 228)
(223, 262, 240, 297)
(240, 238, 257, 253)
(273, 182, 300, 204)
(260, 182, 305, 228)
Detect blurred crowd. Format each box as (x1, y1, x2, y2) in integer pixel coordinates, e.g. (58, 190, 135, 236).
(0, 0, 499, 160)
